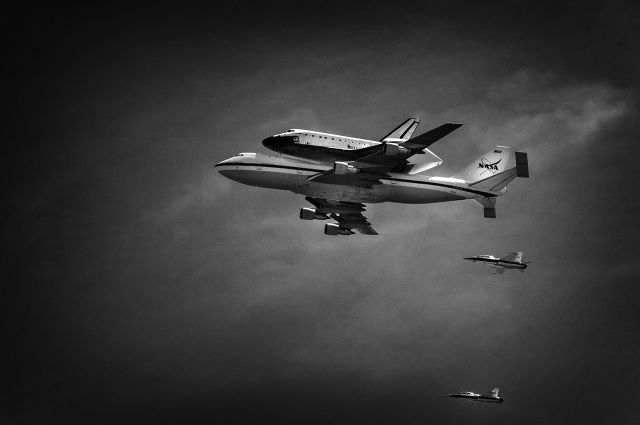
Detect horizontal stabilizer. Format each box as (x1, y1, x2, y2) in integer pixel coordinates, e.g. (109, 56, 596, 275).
(401, 123, 463, 150)
(474, 197, 497, 218)
(516, 151, 529, 177)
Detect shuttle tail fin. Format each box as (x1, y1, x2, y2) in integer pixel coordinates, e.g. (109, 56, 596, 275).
(490, 388, 500, 398)
(380, 118, 420, 142)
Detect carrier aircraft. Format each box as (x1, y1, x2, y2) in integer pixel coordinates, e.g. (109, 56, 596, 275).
(216, 118, 529, 235)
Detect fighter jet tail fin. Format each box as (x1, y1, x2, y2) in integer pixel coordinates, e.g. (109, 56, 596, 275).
(501, 252, 523, 263)
(490, 388, 500, 398)
(453, 146, 529, 191)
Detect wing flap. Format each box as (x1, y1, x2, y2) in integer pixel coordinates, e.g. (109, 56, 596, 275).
(355, 225, 379, 235)
(306, 197, 378, 235)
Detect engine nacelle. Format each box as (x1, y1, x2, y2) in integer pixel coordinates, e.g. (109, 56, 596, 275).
(333, 161, 359, 175)
(324, 223, 354, 236)
(383, 142, 410, 156)
(300, 208, 328, 220)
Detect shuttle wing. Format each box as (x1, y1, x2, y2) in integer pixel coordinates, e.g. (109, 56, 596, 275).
(400, 123, 462, 150)
(309, 123, 462, 186)
(306, 197, 378, 235)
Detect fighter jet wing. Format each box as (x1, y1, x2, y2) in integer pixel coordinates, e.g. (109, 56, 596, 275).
(491, 267, 506, 275)
(308, 123, 462, 186)
(306, 196, 378, 235)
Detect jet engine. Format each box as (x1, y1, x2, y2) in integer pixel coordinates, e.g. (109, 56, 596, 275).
(333, 161, 359, 175)
(299, 208, 328, 220)
(324, 223, 354, 236)
(383, 142, 410, 156)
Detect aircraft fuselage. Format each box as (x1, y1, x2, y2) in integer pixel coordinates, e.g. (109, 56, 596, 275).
(448, 394, 504, 403)
(262, 129, 379, 163)
(463, 256, 527, 270)
(261, 129, 442, 170)
(216, 153, 499, 205)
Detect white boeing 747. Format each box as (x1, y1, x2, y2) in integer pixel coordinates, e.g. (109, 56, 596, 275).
(216, 118, 529, 235)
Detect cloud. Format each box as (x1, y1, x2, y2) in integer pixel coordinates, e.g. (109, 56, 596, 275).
(146, 170, 232, 232)
(256, 108, 323, 134)
(464, 70, 625, 147)
(10, 7, 639, 423)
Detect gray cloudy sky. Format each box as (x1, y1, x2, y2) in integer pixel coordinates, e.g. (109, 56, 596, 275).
(6, 2, 640, 424)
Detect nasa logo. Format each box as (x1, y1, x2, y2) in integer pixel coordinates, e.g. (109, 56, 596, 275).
(478, 158, 502, 174)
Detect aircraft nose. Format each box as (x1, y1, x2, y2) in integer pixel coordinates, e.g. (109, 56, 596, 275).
(262, 136, 276, 149)
(215, 157, 234, 167)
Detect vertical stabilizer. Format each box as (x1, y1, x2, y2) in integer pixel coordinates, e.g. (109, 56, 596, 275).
(501, 252, 523, 263)
(490, 388, 500, 398)
(453, 146, 528, 191)
(380, 118, 420, 141)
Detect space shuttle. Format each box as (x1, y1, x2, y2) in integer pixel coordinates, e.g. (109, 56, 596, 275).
(261, 117, 453, 174)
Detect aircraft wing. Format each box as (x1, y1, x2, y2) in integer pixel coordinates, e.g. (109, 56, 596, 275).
(400, 123, 462, 150)
(500, 252, 523, 262)
(306, 196, 378, 235)
(309, 123, 462, 186)
(491, 267, 506, 275)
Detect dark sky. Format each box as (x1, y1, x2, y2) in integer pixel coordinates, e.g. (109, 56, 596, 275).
(5, 2, 640, 424)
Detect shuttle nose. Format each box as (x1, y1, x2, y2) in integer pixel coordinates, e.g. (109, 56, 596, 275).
(262, 136, 279, 150)
(263, 135, 298, 153)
